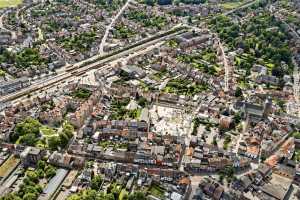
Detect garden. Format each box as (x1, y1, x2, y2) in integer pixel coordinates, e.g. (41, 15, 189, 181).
(164, 78, 209, 96)
(176, 49, 220, 76)
(113, 24, 136, 39)
(109, 98, 142, 120)
(58, 31, 97, 53)
(209, 14, 293, 78)
(11, 118, 74, 150)
(72, 88, 92, 99)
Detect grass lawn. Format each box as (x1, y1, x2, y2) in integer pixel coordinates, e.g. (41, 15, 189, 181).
(40, 126, 57, 137)
(264, 62, 275, 71)
(293, 132, 300, 139)
(0, 155, 20, 177)
(220, 1, 246, 10)
(0, 69, 5, 76)
(119, 189, 128, 200)
(0, 0, 22, 8)
(293, 149, 300, 162)
(164, 78, 209, 96)
(72, 88, 92, 99)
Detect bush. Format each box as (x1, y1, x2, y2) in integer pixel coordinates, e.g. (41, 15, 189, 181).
(234, 87, 243, 97)
(91, 175, 103, 190)
(45, 166, 56, 179)
(48, 136, 61, 150)
(13, 118, 42, 146)
(72, 88, 92, 99)
(129, 191, 147, 200)
(26, 171, 39, 183)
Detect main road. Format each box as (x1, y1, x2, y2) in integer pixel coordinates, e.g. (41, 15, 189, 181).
(98, 0, 132, 54)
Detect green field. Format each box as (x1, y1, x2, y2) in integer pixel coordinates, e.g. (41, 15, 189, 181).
(0, 0, 22, 8)
(220, 1, 246, 10)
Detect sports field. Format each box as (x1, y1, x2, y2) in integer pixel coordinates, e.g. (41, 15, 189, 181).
(0, 0, 22, 8)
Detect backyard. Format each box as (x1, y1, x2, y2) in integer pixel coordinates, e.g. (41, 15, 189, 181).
(109, 98, 142, 120)
(164, 78, 209, 96)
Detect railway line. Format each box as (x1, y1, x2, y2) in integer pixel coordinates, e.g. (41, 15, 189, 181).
(0, 26, 188, 105)
(0, 0, 260, 107)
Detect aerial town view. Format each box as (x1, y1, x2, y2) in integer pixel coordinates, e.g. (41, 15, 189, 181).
(0, 0, 300, 199)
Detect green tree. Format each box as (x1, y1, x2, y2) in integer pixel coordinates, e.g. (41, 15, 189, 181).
(137, 97, 148, 107)
(15, 48, 46, 68)
(111, 186, 121, 199)
(212, 138, 217, 146)
(144, 0, 155, 6)
(34, 185, 43, 193)
(128, 191, 146, 200)
(66, 195, 80, 200)
(23, 193, 37, 200)
(48, 136, 60, 150)
(15, 117, 41, 136)
(91, 175, 103, 190)
(26, 171, 39, 183)
(234, 87, 243, 97)
(40, 137, 47, 148)
(188, 16, 192, 24)
(59, 132, 69, 148)
(63, 122, 74, 138)
(37, 160, 46, 170)
(272, 65, 285, 78)
(19, 133, 38, 146)
(0, 193, 22, 200)
(36, 169, 44, 179)
(233, 112, 242, 124)
(13, 117, 42, 144)
(45, 166, 56, 179)
(105, 193, 115, 200)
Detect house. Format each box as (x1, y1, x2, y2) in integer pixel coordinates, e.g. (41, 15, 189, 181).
(232, 175, 253, 192)
(261, 173, 293, 200)
(219, 116, 233, 130)
(255, 74, 279, 86)
(179, 35, 210, 49)
(251, 64, 267, 76)
(273, 164, 295, 179)
(170, 192, 183, 200)
(235, 98, 272, 122)
(48, 152, 85, 169)
(0, 78, 30, 95)
(200, 179, 224, 200)
(294, 164, 300, 185)
(0, 31, 12, 45)
(257, 164, 272, 178)
(120, 65, 146, 79)
(20, 147, 43, 167)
